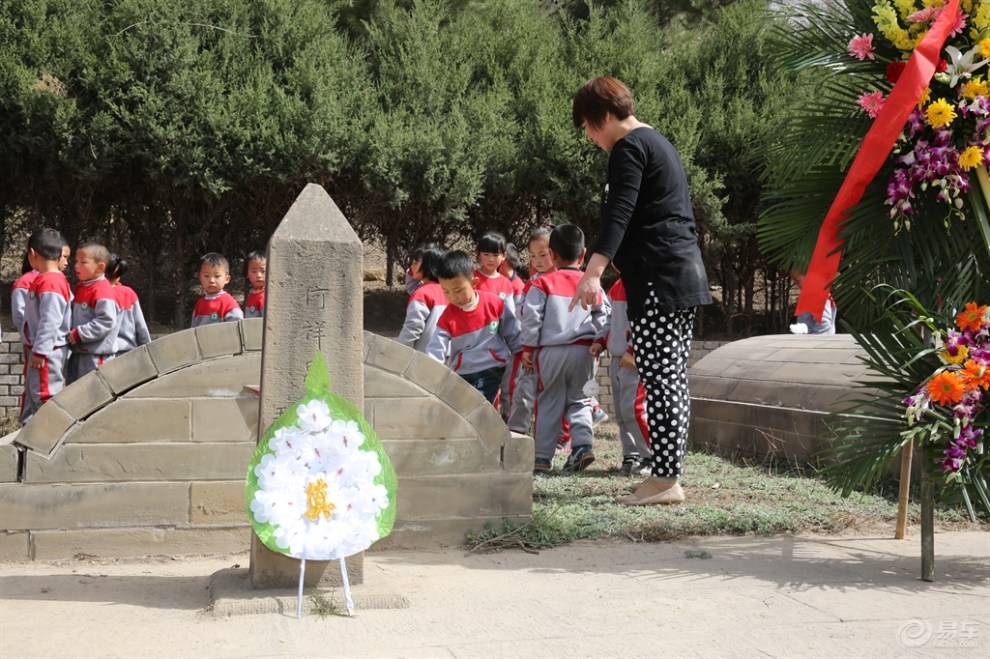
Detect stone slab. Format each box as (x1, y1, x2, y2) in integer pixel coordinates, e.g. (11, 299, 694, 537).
(241, 318, 263, 351)
(0, 482, 190, 530)
(364, 367, 425, 398)
(437, 371, 489, 417)
(29, 526, 251, 560)
(195, 322, 244, 359)
(15, 401, 74, 455)
(209, 567, 409, 617)
(49, 371, 114, 420)
(502, 433, 535, 473)
(23, 443, 255, 483)
(396, 473, 532, 519)
(383, 438, 503, 476)
(63, 399, 191, 444)
(365, 334, 414, 375)
(0, 439, 19, 482)
(0, 531, 29, 561)
(191, 397, 259, 443)
(369, 398, 474, 440)
(97, 346, 159, 394)
(464, 403, 511, 450)
(127, 353, 261, 398)
(147, 329, 201, 374)
(253, 184, 364, 589)
(402, 351, 453, 394)
(190, 480, 249, 524)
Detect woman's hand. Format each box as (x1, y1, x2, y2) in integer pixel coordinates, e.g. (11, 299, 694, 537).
(569, 252, 610, 311)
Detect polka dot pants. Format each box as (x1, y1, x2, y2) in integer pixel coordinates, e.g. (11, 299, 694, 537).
(629, 295, 695, 478)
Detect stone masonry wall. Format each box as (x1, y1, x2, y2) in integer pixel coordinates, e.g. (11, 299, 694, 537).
(0, 332, 730, 420)
(0, 321, 533, 561)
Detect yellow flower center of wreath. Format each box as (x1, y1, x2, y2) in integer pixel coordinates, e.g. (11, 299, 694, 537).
(925, 98, 957, 128)
(304, 479, 336, 521)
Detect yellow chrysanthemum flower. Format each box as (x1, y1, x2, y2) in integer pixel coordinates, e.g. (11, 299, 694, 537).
(959, 145, 984, 169)
(980, 38, 990, 60)
(963, 77, 989, 99)
(963, 0, 975, 14)
(926, 98, 957, 128)
(941, 344, 969, 365)
(917, 86, 932, 108)
(977, 2, 990, 31)
(895, 0, 917, 18)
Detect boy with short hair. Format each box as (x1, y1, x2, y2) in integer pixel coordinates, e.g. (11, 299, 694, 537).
(591, 277, 652, 476)
(521, 224, 610, 473)
(67, 242, 120, 383)
(20, 228, 72, 423)
(12, 240, 69, 353)
(191, 252, 244, 327)
(427, 250, 521, 404)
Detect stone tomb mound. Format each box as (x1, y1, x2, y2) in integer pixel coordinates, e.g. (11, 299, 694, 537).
(0, 320, 533, 561)
(689, 334, 886, 466)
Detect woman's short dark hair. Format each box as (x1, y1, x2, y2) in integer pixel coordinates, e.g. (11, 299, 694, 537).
(572, 76, 634, 129)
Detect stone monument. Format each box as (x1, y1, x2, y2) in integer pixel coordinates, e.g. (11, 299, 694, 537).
(249, 183, 365, 588)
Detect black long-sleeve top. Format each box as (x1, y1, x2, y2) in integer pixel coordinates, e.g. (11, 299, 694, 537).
(592, 126, 712, 320)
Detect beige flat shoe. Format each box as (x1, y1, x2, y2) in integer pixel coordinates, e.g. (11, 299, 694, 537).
(616, 480, 684, 506)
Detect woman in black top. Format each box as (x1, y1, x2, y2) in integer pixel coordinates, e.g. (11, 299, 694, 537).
(570, 76, 711, 506)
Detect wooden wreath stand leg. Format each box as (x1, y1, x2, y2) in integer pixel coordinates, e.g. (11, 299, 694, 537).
(895, 440, 913, 539)
(921, 474, 935, 582)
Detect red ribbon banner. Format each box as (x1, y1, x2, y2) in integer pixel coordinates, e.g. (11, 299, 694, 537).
(796, 0, 960, 320)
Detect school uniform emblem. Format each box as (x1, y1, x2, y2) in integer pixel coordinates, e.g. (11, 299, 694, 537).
(80, 302, 89, 311)
(210, 312, 220, 321)
(487, 320, 499, 333)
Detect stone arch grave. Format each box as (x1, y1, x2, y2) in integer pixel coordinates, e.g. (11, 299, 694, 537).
(0, 319, 533, 561)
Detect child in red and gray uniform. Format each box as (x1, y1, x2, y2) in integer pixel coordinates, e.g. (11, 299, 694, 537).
(473, 231, 517, 314)
(13, 241, 69, 354)
(107, 254, 151, 356)
(427, 250, 521, 404)
(397, 244, 447, 353)
(11, 258, 37, 353)
(191, 252, 243, 327)
(20, 228, 72, 424)
(242, 251, 266, 319)
(507, 227, 554, 433)
(521, 224, 610, 474)
(592, 277, 652, 476)
(67, 242, 120, 384)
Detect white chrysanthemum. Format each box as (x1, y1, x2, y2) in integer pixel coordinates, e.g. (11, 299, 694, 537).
(297, 399, 333, 433)
(250, 402, 389, 560)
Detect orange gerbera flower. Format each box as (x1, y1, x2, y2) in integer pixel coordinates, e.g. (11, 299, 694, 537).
(928, 370, 965, 406)
(960, 360, 990, 391)
(956, 302, 988, 333)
